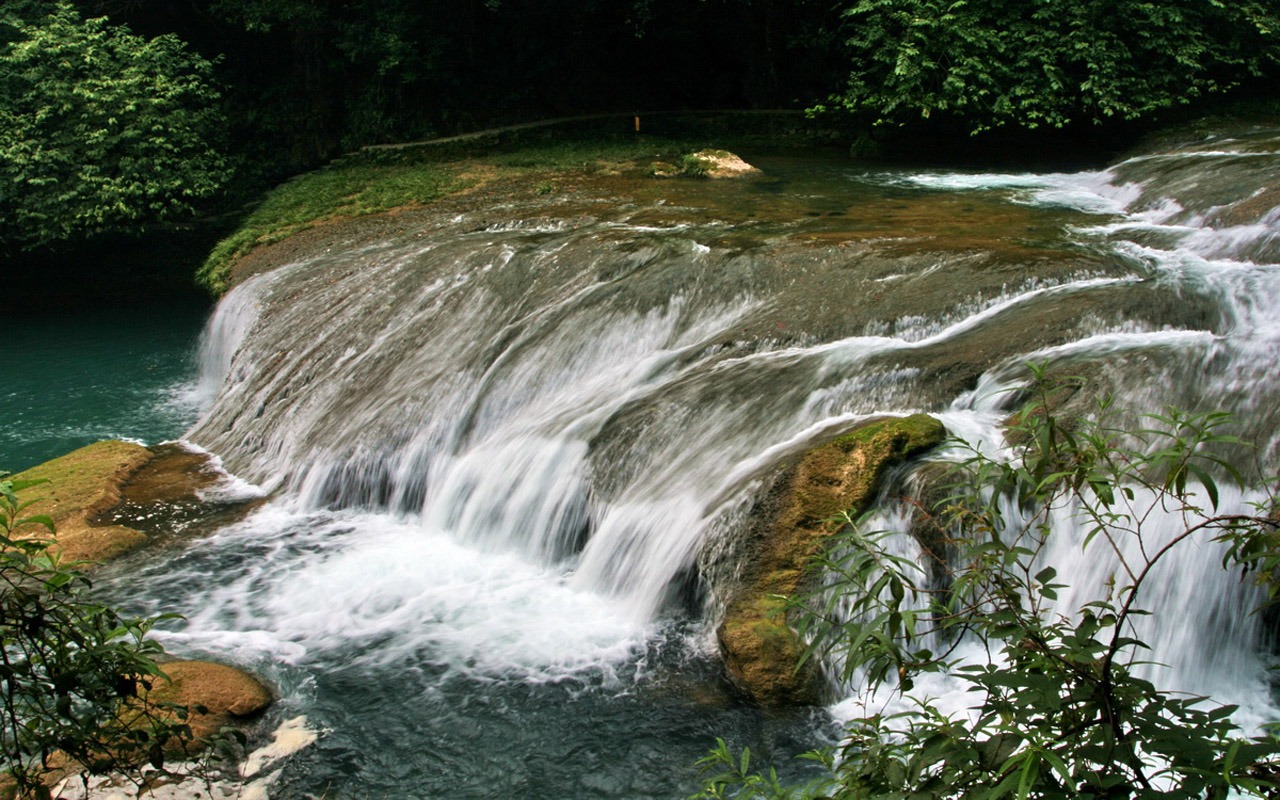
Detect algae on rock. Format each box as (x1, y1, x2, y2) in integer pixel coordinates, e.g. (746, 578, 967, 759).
(10, 440, 258, 566)
(10, 440, 155, 564)
(717, 413, 946, 705)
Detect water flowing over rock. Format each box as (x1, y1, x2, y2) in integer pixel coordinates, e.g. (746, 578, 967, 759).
(162, 126, 1280, 797)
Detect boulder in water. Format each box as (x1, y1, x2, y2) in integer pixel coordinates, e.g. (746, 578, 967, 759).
(717, 414, 946, 705)
(658, 149, 760, 179)
(141, 660, 273, 745)
(10, 441, 261, 566)
(690, 149, 759, 178)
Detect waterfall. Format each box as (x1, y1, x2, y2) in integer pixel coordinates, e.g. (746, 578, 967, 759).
(159, 128, 1280, 796)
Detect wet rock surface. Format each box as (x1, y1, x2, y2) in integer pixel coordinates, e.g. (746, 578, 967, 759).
(717, 414, 946, 705)
(98, 443, 264, 549)
(144, 660, 273, 745)
(13, 442, 262, 566)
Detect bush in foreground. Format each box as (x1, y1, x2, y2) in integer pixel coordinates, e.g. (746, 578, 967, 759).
(0, 1, 229, 253)
(696, 377, 1280, 798)
(0, 472, 195, 796)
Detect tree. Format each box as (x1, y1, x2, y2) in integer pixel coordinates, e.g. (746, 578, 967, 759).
(0, 1, 230, 252)
(695, 377, 1280, 798)
(0, 472, 194, 795)
(814, 0, 1280, 133)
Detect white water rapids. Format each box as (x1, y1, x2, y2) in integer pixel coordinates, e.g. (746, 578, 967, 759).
(111, 126, 1280, 797)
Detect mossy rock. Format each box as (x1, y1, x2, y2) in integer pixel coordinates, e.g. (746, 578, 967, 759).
(10, 441, 259, 568)
(10, 441, 154, 564)
(650, 150, 758, 179)
(718, 414, 946, 705)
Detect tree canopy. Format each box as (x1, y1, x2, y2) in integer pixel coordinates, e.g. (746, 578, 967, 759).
(0, 1, 229, 251)
(3, 0, 1279, 259)
(818, 0, 1280, 132)
(59, 0, 1279, 172)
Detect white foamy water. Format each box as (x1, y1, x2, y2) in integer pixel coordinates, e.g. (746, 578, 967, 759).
(818, 137, 1280, 758)
(141, 129, 1280, 796)
(828, 482, 1278, 753)
(155, 505, 655, 684)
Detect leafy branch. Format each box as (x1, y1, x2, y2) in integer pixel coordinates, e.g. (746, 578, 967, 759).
(695, 376, 1280, 799)
(0, 471, 198, 796)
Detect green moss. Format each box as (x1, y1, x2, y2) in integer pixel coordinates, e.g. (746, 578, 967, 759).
(678, 153, 711, 178)
(718, 414, 947, 705)
(196, 130, 781, 295)
(196, 160, 471, 294)
(11, 441, 153, 564)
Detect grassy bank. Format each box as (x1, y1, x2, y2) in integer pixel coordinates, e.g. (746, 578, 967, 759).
(196, 112, 846, 294)
(196, 158, 470, 294)
(196, 140, 676, 294)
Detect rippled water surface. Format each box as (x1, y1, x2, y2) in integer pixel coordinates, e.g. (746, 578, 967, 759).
(13, 127, 1280, 797)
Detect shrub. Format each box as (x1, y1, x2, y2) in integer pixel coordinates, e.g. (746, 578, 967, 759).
(0, 2, 229, 251)
(0, 472, 194, 795)
(816, 0, 1280, 133)
(695, 376, 1280, 798)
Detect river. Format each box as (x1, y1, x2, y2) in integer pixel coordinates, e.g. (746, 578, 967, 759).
(8, 123, 1280, 798)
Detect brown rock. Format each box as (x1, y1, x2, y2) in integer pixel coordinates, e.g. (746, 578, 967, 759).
(10, 441, 261, 568)
(144, 660, 273, 743)
(688, 149, 761, 179)
(717, 414, 946, 705)
(9, 441, 153, 564)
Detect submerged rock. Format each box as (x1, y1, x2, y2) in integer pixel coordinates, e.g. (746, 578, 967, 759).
(717, 414, 946, 705)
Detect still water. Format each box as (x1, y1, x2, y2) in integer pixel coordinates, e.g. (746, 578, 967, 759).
(1, 300, 209, 472)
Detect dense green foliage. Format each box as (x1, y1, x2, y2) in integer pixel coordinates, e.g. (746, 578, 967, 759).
(2, 0, 1277, 276)
(77, 0, 841, 177)
(0, 472, 194, 794)
(695, 380, 1280, 798)
(0, 1, 229, 251)
(59, 0, 1274, 185)
(817, 0, 1280, 132)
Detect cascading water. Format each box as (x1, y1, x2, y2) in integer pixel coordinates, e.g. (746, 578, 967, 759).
(102, 125, 1280, 797)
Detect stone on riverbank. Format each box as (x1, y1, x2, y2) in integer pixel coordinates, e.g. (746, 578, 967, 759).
(143, 661, 273, 744)
(10, 440, 257, 566)
(8, 444, 274, 755)
(10, 441, 153, 564)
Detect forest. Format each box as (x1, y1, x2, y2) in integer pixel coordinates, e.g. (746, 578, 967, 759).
(2, 0, 1279, 271)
